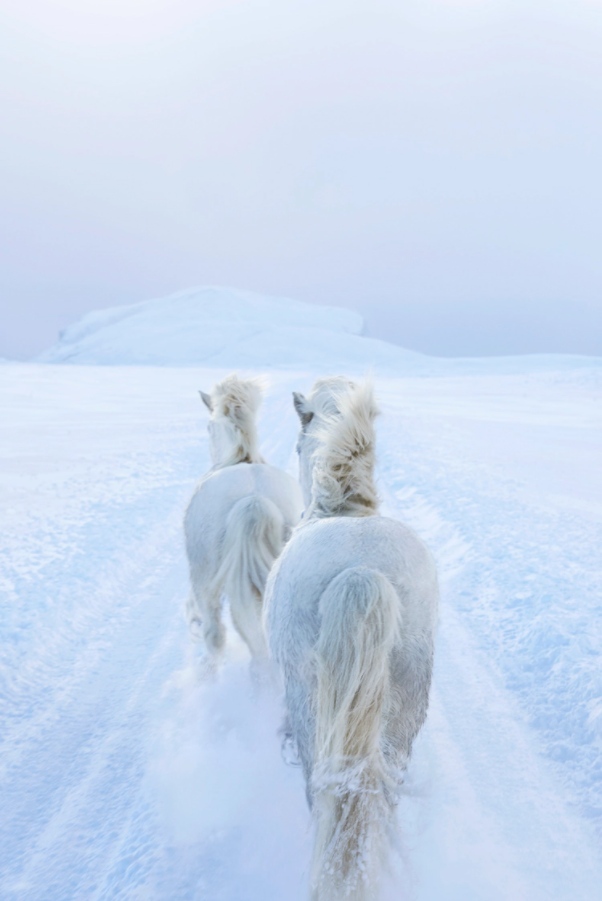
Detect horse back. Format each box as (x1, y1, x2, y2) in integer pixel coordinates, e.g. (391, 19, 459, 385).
(267, 514, 438, 665)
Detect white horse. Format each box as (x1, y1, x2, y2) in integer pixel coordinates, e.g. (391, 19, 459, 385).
(265, 377, 438, 901)
(184, 374, 303, 669)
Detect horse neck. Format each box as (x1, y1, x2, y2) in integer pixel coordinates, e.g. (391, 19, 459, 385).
(306, 479, 378, 521)
(304, 386, 380, 519)
(305, 445, 379, 520)
(220, 421, 266, 468)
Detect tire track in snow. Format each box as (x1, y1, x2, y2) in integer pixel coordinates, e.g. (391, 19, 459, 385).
(0, 437, 203, 898)
(377, 382, 602, 826)
(376, 399, 602, 899)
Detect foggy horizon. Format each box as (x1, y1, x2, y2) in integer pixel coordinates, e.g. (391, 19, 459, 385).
(2, 0, 602, 360)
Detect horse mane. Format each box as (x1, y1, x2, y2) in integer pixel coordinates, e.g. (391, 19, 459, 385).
(304, 376, 357, 420)
(308, 379, 380, 519)
(211, 374, 267, 466)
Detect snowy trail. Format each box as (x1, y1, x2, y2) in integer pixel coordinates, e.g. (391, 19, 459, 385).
(1, 364, 601, 900)
(375, 373, 602, 899)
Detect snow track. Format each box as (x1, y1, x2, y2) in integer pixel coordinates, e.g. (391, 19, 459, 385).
(1, 364, 601, 899)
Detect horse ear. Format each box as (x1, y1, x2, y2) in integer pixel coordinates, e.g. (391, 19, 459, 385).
(199, 390, 213, 412)
(293, 391, 313, 427)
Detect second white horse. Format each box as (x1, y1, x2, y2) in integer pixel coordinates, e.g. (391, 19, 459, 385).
(185, 374, 303, 668)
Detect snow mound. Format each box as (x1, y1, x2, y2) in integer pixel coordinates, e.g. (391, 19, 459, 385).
(37, 285, 435, 372)
(38, 286, 369, 367)
(36, 285, 602, 375)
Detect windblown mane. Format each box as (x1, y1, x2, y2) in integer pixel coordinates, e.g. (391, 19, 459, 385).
(211, 374, 267, 466)
(305, 376, 356, 420)
(308, 379, 380, 519)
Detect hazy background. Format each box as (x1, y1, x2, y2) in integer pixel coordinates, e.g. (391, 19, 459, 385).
(1, 0, 601, 360)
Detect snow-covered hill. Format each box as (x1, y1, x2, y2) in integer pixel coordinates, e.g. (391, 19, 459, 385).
(37, 285, 415, 369)
(37, 286, 602, 378)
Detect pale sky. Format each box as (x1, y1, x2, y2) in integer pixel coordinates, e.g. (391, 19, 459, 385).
(1, 0, 601, 359)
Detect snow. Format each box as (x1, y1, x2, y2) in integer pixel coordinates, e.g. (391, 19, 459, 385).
(2, 290, 602, 898)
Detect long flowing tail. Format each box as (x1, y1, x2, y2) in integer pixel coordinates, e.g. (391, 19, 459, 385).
(311, 566, 401, 901)
(212, 495, 285, 660)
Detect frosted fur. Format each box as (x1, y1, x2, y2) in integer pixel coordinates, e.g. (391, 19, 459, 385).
(185, 375, 304, 666)
(265, 378, 439, 900)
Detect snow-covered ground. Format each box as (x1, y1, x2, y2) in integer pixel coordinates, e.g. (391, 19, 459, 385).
(2, 291, 602, 899)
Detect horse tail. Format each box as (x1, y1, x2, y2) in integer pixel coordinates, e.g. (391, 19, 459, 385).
(311, 566, 401, 901)
(212, 495, 285, 659)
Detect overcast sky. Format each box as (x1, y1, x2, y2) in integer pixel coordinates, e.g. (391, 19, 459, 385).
(1, 0, 601, 359)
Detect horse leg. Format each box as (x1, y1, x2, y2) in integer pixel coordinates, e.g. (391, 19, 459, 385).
(202, 593, 226, 659)
(385, 643, 434, 777)
(186, 573, 226, 662)
(229, 587, 268, 661)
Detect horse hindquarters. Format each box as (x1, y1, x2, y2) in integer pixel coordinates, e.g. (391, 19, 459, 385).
(311, 567, 401, 901)
(212, 495, 284, 660)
